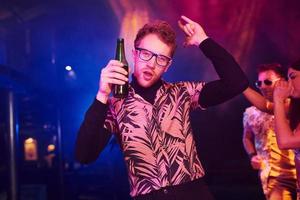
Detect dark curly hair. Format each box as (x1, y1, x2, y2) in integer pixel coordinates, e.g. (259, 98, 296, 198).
(134, 20, 177, 57)
(257, 63, 286, 78)
(288, 59, 300, 130)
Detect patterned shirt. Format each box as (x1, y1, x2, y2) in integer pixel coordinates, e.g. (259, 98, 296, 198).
(243, 106, 296, 194)
(104, 81, 205, 197)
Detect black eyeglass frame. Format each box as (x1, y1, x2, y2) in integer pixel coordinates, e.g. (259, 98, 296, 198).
(135, 47, 172, 67)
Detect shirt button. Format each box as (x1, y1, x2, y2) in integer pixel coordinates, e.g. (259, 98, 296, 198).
(163, 189, 168, 194)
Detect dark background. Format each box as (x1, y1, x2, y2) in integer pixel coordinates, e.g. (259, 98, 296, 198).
(1, 0, 300, 199)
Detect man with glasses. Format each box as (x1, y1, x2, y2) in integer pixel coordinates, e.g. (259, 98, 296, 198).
(242, 63, 297, 200)
(75, 16, 248, 200)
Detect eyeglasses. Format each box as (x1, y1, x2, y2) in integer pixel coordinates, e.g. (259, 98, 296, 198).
(135, 47, 172, 67)
(255, 78, 280, 88)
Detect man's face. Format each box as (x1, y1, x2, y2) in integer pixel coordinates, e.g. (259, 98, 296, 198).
(257, 70, 281, 101)
(288, 68, 300, 98)
(133, 34, 172, 88)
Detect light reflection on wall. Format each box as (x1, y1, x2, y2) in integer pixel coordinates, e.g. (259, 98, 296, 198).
(107, 0, 263, 74)
(225, 0, 266, 66)
(24, 137, 38, 161)
(64, 0, 299, 76)
(109, 0, 150, 72)
(45, 144, 56, 168)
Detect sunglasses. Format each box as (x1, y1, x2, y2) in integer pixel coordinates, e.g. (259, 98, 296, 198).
(255, 78, 280, 88)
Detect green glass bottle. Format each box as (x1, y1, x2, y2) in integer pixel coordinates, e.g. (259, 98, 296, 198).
(113, 38, 129, 98)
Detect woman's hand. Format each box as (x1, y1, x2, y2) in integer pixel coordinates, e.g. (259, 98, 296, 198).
(273, 80, 293, 103)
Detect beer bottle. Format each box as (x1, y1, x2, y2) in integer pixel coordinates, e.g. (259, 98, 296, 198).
(113, 38, 129, 98)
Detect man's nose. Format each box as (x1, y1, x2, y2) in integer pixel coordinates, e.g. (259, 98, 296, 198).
(260, 83, 271, 90)
(260, 83, 267, 89)
(147, 56, 156, 68)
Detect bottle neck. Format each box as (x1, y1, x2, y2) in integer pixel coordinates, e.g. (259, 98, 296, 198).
(115, 39, 127, 65)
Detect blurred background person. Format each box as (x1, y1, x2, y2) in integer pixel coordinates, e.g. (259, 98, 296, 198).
(243, 63, 297, 200)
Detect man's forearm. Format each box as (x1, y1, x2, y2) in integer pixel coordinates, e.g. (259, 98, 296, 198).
(243, 137, 256, 157)
(199, 38, 248, 89)
(75, 99, 111, 163)
(243, 87, 271, 113)
(198, 39, 249, 107)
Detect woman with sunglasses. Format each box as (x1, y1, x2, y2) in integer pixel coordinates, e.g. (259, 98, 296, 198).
(273, 60, 300, 194)
(242, 63, 297, 199)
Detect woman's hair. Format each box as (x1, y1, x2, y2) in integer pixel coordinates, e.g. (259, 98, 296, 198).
(289, 98, 300, 130)
(290, 59, 300, 71)
(288, 59, 300, 130)
(134, 20, 177, 57)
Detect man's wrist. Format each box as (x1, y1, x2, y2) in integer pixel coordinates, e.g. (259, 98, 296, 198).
(198, 37, 209, 47)
(96, 91, 109, 104)
(198, 36, 209, 45)
(274, 98, 286, 105)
